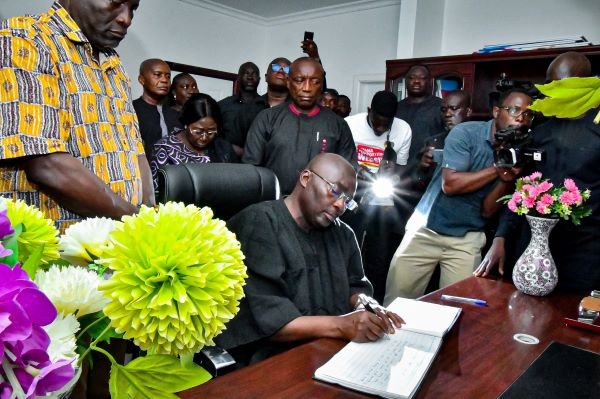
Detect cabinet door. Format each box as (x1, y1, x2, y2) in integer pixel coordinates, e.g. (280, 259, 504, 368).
(387, 62, 474, 101)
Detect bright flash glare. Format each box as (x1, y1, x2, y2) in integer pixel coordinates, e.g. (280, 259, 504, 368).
(372, 177, 394, 198)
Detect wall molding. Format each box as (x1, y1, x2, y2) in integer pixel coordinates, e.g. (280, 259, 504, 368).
(177, 0, 401, 25)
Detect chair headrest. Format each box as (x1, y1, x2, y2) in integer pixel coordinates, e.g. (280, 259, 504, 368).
(156, 163, 280, 220)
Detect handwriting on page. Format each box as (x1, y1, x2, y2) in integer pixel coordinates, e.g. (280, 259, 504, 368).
(318, 330, 440, 398)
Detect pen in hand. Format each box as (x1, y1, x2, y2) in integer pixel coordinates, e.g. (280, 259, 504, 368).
(441, 294, 487, 306)
(357, 294, 395, 338)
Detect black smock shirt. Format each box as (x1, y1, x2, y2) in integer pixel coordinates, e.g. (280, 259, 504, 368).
(216, 200, 372, 353)
(242, 103, 357, 195)
(395, 95, 443, 165)
(496, 107, 600, 291)
(133, 97, 181, 158)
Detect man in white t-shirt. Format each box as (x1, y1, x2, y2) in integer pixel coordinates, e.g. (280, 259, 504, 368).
(345, 91, 411, 175)
(343, 90, 412, 303)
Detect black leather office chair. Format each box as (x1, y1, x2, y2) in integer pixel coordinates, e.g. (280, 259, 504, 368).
(156, 162, 280, 375)
(156, 163, 280, 220)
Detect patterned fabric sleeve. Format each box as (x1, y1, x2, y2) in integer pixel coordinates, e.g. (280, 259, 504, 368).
(0, 33, 69, 159)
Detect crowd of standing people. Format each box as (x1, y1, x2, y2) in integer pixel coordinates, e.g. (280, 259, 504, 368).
(0, 1, 598, 394)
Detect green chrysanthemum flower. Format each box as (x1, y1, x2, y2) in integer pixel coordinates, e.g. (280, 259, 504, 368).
(98, 202, 247, 356)
(0, 197, 60, 264)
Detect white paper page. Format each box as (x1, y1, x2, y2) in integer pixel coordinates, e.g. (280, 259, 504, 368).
(387, 297, 461, 337)
(314, 329, 441, 399)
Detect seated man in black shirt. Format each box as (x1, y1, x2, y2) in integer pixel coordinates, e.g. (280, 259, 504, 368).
(216, 153, 403, 364)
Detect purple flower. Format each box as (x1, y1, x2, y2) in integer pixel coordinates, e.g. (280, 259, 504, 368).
(14, 359, 74, 398)
(0, 381, 13, 399)
(0, 263, 70, 397)
(0, 210, 13, 240)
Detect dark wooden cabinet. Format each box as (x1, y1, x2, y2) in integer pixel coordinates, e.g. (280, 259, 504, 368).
(386, 45, 600, 119)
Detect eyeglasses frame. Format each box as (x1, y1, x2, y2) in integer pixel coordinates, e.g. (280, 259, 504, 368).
(308, 169, 358, 211)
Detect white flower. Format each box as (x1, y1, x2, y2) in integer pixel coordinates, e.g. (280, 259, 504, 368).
(35, 265, 110, 317)
(59, 217, 117, 266)
(44, 313, 80, 363)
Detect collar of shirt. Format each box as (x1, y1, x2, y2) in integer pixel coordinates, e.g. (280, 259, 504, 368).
(288, 103, 321, 118)
(49, 1, 119, 66)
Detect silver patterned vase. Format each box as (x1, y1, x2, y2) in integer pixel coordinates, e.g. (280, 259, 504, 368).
(512, 215, 559, 296)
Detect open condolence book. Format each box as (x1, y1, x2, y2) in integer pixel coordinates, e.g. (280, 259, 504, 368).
(314, 298, 461, 399)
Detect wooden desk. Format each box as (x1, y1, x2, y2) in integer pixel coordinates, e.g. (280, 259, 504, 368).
(180, 277, 599, 398)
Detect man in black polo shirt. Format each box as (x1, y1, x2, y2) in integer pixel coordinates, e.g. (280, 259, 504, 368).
(243, 57, 357, 195)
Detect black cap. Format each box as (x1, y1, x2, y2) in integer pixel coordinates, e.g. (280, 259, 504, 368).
(371, 91, 398, 118)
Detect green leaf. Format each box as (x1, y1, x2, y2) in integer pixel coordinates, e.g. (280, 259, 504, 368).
(0, 223, 21, 267)
(107, 355, 211, 399)
(21, 243, 45, 278)
(79, 312, 122, 343)
(530, 77, 600, 118)
(121, 354, 211, 392)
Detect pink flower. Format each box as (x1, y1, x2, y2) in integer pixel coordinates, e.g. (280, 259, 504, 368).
(539, 194, 554, 207)
(504, 172, 590, 225)
(535, 201, 549, 214)
(564, 178, 578, 192)
(537, 181, 553, 193)
(522, 195, 536, 208)
(527, 185, 540, 198)
(559, 190, 582, 206)
(522, 184, 533, 193)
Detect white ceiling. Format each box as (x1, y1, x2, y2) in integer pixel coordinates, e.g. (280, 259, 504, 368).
(188, 0, 366, 19)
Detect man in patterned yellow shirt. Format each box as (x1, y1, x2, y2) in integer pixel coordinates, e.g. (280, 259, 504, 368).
(0, 0, 153, 232)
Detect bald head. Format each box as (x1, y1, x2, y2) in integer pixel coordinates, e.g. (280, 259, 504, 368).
(139, 58, 168, 74)
(138, 58, 171, 103)
(289, 153, 357, 231)
(546, 52, 592, 81)
(306, 153, 355, 177)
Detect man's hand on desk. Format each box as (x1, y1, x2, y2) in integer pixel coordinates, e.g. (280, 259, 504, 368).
(474, 236, 506, 277)
(338, 307, 404, 342)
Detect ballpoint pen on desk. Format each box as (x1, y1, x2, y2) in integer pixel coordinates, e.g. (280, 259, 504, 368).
(441, 294, 487, 306)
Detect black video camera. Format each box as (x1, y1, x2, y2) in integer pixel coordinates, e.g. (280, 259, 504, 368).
(493, 125, 546, 167)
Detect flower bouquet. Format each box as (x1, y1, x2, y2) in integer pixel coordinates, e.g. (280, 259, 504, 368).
(499, 172, 591, 296)
(502, 171, 591, 224)
(0, 198, 247, 398)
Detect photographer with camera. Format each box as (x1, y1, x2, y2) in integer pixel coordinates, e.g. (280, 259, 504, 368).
(384, 89, 532, 302)
(475, 52, 600, 292)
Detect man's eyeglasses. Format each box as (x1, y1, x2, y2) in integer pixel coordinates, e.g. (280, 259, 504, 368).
(309, 170, 358, 211)
(498, 106, 535, 121)
(189, 128, 218, 138)
(271, 64, 290, 74)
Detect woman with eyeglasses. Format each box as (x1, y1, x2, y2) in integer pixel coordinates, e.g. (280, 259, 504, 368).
(150, 93, 238, 189)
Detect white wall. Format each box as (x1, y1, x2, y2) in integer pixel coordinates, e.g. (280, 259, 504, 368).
(2, 0, 599, 104)
(439, 0, 600, 56)
(0, 0, 265, 99)
(262, 2, 401, 112)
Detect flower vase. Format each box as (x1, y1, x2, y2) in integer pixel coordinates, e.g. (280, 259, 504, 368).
(512, 215, 559, 296)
